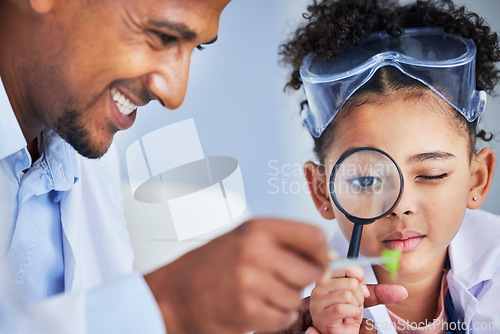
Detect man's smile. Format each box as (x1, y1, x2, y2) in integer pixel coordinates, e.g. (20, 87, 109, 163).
(108, 86, 138, 130)
(110, 86, 138, 116)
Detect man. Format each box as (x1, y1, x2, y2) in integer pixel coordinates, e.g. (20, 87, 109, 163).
(0, 0, 406, 333)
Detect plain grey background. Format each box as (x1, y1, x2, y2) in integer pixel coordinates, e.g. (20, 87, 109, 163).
(113, 0, 500, 272)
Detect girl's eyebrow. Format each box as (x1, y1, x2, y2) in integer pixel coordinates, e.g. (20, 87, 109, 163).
(407, 151, 456, 163)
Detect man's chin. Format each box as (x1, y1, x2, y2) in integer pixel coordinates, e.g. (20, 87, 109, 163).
(72, 142, 110, 159)
(54, 109, 116, 159)
(77, 146, 109, 159)
(65, 133, 113, 159)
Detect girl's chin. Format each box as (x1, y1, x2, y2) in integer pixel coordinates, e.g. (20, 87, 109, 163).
(372, 252, 426, 279)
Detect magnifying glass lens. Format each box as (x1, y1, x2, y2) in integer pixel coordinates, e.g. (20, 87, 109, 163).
(332, 149, 402, 220)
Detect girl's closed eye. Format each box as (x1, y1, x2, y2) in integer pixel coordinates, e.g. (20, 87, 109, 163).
(417, 173, 449, 181)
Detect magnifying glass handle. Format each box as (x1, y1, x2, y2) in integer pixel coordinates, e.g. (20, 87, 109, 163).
(347, 224, 363, 258)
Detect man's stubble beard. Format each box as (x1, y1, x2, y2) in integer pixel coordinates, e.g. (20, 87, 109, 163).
(54, 108, 111, 159)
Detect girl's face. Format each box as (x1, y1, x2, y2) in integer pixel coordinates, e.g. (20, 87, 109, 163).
(321, 91, 476, 277)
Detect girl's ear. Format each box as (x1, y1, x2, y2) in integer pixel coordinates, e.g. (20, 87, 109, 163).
(304, 161, 335, 219)
(468, 147, 496, 209)
(29, 0, 55, 14)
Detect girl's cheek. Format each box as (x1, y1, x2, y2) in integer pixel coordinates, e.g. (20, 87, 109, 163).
(336, 218, 355, 240)
(360, 226, 385, 255)
(337, 222, 382, 257)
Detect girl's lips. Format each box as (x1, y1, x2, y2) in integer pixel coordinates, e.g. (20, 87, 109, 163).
(382, 231, 425, 253)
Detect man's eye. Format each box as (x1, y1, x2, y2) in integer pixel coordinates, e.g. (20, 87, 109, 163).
(153, 31, 177, 47)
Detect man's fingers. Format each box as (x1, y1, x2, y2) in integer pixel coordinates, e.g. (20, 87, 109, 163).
(268, 247, 325, 289)
(239, 220, 329, 271)
(359, 318, 377, 334)
(252, 269, 303, 312)
(364, 284, 408, 308)
(256, 306, 299, 333)
(305, 327, 321, 334)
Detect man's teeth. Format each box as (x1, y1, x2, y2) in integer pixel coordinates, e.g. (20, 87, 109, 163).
(110, 87, 137, 116)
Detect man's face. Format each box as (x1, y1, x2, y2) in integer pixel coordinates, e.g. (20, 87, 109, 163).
(21, 0, 229, 158)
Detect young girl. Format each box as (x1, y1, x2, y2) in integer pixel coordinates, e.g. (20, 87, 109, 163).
(280, 0, 500, 333)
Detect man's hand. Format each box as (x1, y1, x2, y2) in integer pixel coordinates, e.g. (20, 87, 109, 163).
(364, 283, 408, 308)
(144, 219, 329, 334)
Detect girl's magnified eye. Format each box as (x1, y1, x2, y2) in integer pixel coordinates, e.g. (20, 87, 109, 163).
(347, 176, 382, 192)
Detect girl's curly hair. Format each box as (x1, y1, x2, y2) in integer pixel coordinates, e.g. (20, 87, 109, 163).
(280, 0, 500, 162)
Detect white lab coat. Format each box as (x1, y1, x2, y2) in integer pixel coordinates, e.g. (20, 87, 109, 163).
(327, 209, 500, 334)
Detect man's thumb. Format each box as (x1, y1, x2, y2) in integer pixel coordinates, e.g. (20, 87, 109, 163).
(364, 284, 408, 308)
(359, 318, 377, 334)
(304, 327, 320, 334)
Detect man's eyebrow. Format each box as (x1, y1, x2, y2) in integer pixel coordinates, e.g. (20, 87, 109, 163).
(149, 19, 197, 40)
(407, 151, 456, 163)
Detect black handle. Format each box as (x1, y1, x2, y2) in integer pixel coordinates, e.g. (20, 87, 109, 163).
(347, 224, 363, 258)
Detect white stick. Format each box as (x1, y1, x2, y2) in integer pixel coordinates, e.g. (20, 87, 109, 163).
(329, 256, 387, 271)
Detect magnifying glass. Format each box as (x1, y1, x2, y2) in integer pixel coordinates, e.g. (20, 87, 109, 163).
(329, 147, 404, 258)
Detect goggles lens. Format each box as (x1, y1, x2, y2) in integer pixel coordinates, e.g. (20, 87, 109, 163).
(300, 28, 486, 138)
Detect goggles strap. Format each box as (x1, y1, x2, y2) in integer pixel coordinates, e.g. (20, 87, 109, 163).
(471, 90, 487, 122)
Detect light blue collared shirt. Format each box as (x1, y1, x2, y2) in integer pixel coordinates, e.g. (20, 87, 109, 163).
(6, 127, 75, 300)
(0, 78, 165, 333)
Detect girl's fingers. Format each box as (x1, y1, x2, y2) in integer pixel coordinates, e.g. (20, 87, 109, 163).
(311, 289, 363, 312)
(321, 303, 363, 323)
(328, 264, 365, 281)
(312, 277, 365, 306)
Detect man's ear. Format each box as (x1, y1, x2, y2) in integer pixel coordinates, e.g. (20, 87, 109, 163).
(304, 161, 335, 219)
(29, 0, 55, 14)
(468, 147, 495, 209)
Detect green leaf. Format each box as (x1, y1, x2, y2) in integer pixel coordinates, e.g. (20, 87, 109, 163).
(381, 248, 402, 280)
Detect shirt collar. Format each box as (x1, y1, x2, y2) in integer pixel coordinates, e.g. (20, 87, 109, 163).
(0, 76, 27, 161)
(448, 209, 500, 289)
(0, 76, 80, 195)
(40, 129, 80, 198)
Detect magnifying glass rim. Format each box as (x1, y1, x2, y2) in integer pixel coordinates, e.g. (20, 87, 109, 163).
(329, 146, 404, 224)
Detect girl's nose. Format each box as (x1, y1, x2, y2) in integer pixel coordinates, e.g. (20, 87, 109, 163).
(390, 183, 416, 217)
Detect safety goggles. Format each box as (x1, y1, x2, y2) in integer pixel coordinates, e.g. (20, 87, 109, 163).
(300, 27, 487, 138)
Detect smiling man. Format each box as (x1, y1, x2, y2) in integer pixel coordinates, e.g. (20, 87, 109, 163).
(0, 0, 338, 333)
(3, 0, 223, 159)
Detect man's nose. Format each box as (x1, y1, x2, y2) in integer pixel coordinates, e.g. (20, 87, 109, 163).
(146, 51, 191, 110)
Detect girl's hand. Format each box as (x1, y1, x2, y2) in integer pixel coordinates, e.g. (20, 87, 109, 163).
(309, 265, 369, 334)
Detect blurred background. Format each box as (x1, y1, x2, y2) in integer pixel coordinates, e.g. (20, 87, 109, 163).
(113, 0, 500, 274)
